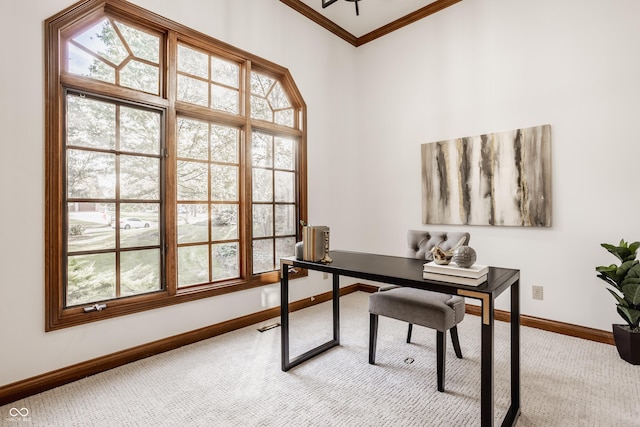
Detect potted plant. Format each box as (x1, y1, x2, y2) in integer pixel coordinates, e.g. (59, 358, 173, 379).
(595, 239, 640, 364)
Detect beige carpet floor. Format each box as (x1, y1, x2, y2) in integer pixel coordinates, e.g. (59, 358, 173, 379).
(2, 291, 639, 426)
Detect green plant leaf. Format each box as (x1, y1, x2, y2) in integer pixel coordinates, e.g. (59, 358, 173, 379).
(617, 306, 640, 329)
(598, 240, 640, 328)
(617, 260, 638, 277)
(596, 264, 620, 284)
(608, 288, 626, 306)
(622, 283, 640, 305)
(622, 261, 640, 283)
(601, 240, 640, 263)
(596, 264, 617, 273)
(601, 243, 626, 262)
(622, 278, 640, 287)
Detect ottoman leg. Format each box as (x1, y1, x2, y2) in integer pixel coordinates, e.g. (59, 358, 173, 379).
(369, 313, 378, 365)
(450, 326, 463, 359)
(437, 330, 446, 392)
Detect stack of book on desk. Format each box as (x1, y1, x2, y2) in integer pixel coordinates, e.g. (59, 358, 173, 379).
(423, 262, 489, 286)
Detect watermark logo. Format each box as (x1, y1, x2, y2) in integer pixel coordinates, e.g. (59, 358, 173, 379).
(6, 407, 31, 423)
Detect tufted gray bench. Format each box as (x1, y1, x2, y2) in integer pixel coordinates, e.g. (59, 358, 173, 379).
(368, 230, 470, 392)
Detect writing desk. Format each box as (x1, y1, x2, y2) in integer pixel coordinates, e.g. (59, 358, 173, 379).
(280, 250, 520, 427)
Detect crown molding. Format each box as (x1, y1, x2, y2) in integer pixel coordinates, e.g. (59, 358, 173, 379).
(280, 0, 463, 47)
(280, 0, 358, 46)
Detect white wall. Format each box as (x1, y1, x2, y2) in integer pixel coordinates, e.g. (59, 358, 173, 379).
(353, 0, 640, 328)
(1, 0, 638, 388)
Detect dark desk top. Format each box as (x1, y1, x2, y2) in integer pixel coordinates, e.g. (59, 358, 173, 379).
(283, 250, 519, 298)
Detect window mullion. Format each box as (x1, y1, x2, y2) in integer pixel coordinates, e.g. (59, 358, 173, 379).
(243, 60, 253, 278)
(115, 104, 122, 298)
(207, 123, 213, 283)
(165, 30, 178, 296)
(271, 136, 277, 269)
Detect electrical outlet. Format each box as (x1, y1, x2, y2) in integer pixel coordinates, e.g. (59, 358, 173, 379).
(323, 272, 329, 280)
(532, 285, 544, 300)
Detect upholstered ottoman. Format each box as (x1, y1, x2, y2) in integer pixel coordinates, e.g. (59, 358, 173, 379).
(368, 287, 465, 391)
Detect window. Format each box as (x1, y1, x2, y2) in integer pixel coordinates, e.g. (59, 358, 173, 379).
(46, 0, 307, 330)
(176, 118, 241, 287)
(251, 131, 297, 274)
(65, 93, 164, 306)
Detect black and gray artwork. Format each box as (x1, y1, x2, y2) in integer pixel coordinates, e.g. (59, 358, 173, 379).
(421, 124, 551, 227)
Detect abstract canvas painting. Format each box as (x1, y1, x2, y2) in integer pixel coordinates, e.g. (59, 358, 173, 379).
(421, 124, 551, 227)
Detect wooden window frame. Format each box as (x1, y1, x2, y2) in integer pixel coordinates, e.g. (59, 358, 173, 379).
(45, 0, 307, 331)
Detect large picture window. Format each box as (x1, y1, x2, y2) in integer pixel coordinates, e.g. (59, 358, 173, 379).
(46, 0, 307, 330)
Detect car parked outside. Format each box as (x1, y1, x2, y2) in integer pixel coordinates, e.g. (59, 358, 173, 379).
(113, 217, 151, 229)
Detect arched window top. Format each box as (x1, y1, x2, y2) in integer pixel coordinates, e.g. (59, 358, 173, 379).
(64, 16, 162, 95)
(251, 71, 294, 127)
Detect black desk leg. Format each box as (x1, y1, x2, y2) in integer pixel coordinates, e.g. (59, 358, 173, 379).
(481, 295, 495, 427)
(280, 264, 340, 372)
(502, 280, 521, 426)
(333, 273, 340, 344)
(280, 263, 290, 371)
